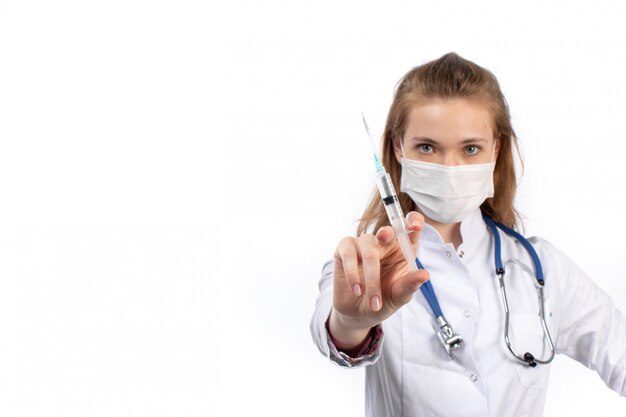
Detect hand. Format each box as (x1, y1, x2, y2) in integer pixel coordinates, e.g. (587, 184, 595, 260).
(329, 211, 430, 349)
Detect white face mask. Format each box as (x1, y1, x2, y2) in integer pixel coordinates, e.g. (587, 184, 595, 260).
(399, 143, 496, 224)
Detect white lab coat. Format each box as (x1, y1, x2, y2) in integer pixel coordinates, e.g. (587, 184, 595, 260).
(310, 209, 626, 417)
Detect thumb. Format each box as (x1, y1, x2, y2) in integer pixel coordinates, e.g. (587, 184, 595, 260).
(391, 269, 430, 308)
(405, 211, 425, 257)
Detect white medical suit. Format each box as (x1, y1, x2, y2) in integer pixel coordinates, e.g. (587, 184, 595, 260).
(310, 209, 626, 417)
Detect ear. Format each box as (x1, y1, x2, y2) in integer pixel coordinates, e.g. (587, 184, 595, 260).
(392, 135, 404, 164)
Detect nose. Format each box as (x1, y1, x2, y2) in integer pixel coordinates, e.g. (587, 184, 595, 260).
(440, 152, 463, 166)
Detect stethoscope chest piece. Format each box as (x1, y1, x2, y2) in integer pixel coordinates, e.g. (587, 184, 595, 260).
(436, 316, 463, 356)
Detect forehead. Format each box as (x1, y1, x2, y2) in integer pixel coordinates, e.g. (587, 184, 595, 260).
(404, 98, 494, 141)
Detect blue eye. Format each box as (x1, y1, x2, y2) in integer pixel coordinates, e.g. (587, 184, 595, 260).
(465, 145, 480, 155)
(418, 144, 434, 153)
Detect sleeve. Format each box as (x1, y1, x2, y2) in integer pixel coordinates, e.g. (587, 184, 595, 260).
(540, 239, 626, 396)
(309, 258, 385, 369)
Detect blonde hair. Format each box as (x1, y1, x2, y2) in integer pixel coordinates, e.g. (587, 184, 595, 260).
(357, 52, 522, 236)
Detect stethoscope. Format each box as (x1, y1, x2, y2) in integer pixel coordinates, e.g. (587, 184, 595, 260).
(415, 215, 556, 367)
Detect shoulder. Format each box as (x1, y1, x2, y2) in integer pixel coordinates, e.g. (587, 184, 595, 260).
(503, 233, 573, 272)
(525, 236, 584, 278)
(526, 236, 570, 267)
(500, 233, 585, 292)
(522, 235, 604, 304)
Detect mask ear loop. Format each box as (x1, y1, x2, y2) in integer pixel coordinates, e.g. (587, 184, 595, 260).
(399, 138, 406, 159)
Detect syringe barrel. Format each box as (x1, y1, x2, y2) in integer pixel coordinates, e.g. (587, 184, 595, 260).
(376, 172, 404, 225)
(376, 172, 419, 272)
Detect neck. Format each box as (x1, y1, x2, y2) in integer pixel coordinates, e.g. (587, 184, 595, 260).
(427, 218, 463, 249)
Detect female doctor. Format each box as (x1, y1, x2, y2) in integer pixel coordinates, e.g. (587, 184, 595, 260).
(310, 52, 626, 417)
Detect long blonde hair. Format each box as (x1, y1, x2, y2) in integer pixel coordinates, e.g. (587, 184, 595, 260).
(357, 52, 522, 236)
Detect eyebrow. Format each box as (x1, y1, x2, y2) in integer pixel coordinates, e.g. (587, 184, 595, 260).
(410, 136, 489, 144)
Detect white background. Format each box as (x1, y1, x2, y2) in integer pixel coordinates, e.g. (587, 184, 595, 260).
(1, 0, 625, 416)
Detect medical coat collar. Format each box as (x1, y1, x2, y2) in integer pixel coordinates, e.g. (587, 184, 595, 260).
(419, 207, 489, 255)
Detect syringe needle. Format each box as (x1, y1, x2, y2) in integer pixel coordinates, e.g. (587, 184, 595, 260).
(361, 112, 384, 173)
(361, 112, 378, 155)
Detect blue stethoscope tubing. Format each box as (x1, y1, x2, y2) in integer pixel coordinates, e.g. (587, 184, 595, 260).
(415, 215, 556, 367)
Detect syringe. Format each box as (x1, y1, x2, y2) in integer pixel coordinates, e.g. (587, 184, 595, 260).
(361, 112, 464, 356)
(361, 112, 418, 272)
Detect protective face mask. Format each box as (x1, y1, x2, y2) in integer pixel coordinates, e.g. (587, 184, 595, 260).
(399, 143, 496, 224)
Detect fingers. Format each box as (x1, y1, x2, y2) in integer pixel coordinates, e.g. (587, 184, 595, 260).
(405, 211, 425, 257)
(335, 235, 383, 312)
(336, 237, 362, 297)
(391, 269, 430, 307)
(359, 235, 382, 311)
(335, 211, 425, 314)
(375, 225, 395, 247)
(375, 211, 424, 259)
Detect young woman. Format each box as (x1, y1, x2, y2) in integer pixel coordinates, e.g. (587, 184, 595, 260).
(310, 53, 626, 417)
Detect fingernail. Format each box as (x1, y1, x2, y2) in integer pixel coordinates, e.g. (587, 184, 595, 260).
(352, 283, 362, 297)
(370, 295, 381, 311)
